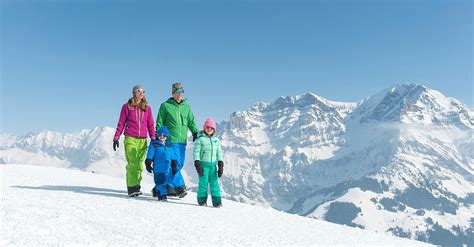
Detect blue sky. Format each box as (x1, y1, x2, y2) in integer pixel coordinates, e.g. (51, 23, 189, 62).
(1, 0, 472, 135)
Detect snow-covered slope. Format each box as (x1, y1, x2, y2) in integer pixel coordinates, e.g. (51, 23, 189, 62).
(0, 164, 429, 246)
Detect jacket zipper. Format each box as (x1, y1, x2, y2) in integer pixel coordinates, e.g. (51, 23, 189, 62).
(177, 105, 181, 127)
(137, 108, 141, 138)
(209, 136, 214, 162)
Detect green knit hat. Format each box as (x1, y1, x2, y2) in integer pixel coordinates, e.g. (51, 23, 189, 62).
(172, 83, 184, 94)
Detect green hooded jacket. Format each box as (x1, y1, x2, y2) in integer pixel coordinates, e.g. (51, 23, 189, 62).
(193, 131, 223, 163)
(156, 98, 199, 144)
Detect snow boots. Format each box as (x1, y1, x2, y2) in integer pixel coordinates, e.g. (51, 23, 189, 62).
(197, 196, 222, 207)
(151, 188, 158, 197)
(151, 187, 167, 201)
(158, 194, 167, 201)
(127, 185, 142, 197)
(175, 186, 188, 198)
(167, 185, 187, 198)
(212, 196, 222, 208)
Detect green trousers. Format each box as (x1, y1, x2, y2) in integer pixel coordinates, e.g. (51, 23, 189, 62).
(197, 161, 221, 204)
(124, 136, 147, 187)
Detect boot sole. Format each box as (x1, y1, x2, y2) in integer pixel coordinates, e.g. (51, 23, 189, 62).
(178, 191, 188, 198)
(128, 191, 142, 197)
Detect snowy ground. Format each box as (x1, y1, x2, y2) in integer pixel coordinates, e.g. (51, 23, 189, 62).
(1, 164, 430, 246)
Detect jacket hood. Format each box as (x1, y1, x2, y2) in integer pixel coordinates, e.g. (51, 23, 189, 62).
(197, 130, 216, 138)
(166, 97, 188, 106)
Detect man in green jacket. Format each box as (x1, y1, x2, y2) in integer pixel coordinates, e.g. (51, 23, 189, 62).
(155, 83, 199, 198)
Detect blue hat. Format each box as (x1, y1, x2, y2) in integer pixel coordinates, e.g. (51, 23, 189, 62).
(156, 126, 170, 138)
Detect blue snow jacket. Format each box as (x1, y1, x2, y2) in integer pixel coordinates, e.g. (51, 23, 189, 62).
(146, 140, 179, 182)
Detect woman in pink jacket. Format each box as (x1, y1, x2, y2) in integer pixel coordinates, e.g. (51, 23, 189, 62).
(113, 85, 156, 197)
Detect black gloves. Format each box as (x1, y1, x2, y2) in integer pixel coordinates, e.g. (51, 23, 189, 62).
(145, 159, 153, 173)
(217, 161, 224, 178)
(194, 160, 204, 177)
(171, 160, 178, 175)
(113, 140, 119, 151)
(192, 132, 198, 142)
(193, 160, 222, 177)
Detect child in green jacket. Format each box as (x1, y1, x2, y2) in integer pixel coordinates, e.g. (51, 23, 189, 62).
(193, 117, 224, 207)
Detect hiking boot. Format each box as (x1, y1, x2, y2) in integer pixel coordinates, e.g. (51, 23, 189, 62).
(178, 190, 187, 198)
(175, 186, 187, 198)
(151, 188, 158, 198)
(212, 196, 222, 207)
(127, 185, 142, 197)
(166, 185, 177, 197)
(197, 197, 207, 206)
(158, 195, 168, 202)
(129, 191, 142, 197)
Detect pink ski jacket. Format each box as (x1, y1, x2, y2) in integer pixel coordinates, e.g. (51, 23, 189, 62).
(114, 103, 156, 141)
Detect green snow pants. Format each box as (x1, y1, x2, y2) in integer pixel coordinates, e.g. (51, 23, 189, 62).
(197, 161, 221, 206)
(124, 136, 147, 188)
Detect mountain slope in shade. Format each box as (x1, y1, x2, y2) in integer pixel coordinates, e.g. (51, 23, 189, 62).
(1, 164, 429, 246)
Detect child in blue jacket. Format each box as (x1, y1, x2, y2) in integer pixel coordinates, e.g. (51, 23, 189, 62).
(145, 126, 179, 201)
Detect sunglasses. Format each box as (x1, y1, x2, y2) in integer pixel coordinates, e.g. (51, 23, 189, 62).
(174, 89, 184, 94)
(158, 134, 167, 137)
(134, 89, 145, 94)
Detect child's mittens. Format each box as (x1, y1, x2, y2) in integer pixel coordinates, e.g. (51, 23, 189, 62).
(194, 160, 204, 177)
(145, 159, 153, 173)
(171, 160, 178, 175)
(217, 161, 224, 178)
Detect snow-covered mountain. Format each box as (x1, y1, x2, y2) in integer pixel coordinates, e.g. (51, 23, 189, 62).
(0, 127, 126, 177)
(218, 83, 473, 246)
(1, 83, 472, 246)
(1, 164, 430, 246)
(0, 126, 198, 187)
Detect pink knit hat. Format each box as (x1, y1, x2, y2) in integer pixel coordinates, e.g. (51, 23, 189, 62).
(203, 117, 216, 130)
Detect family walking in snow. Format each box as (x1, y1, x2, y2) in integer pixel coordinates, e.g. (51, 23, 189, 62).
(112, 83, 224, 207)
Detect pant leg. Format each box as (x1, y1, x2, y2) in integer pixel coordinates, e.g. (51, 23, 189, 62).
(124, 137, 147, 187)
(197, 166, 211, 204)
(209, 165, 221, 198)
(169, 143, 185, 188)
(153, 154, 170, 196)
(154, 173, 168, 196)
(177, 143, 186, 170)
(209, 164, 222, 205)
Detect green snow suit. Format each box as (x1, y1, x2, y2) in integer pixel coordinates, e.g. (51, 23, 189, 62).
(193, 131, 223, 205)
